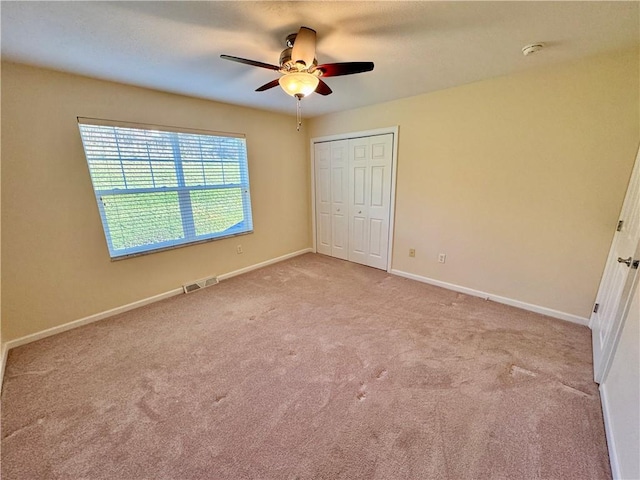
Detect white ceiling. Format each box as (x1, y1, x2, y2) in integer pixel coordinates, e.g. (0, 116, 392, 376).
(2, 1, 638, 117)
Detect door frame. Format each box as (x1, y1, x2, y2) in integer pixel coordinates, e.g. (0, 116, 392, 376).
(310, 126, 399, 272)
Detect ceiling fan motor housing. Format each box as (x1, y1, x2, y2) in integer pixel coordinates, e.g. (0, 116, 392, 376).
(279, 48, 293, 68)
(279, 49, 317, 71)
(285, 33, 297, 48)
(280, 40, 317, 71)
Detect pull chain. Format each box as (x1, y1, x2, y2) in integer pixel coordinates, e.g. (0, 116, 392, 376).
(295, 94, 302, 131)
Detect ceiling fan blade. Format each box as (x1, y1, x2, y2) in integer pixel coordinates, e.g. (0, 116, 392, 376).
(315, 62, 374, 77)
(220, 55, 280, 71)
(255, 78, 281, 92)
(314, 78, 332, 96)
(291, 27, 316, 67)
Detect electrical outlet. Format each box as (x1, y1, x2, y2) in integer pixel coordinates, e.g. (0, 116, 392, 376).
(438, 253, 446, 263)
(409, 248, 416, 257)
(236, 245, 243, 254)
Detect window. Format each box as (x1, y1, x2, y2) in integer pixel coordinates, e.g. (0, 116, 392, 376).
(78, 118, 253, 259)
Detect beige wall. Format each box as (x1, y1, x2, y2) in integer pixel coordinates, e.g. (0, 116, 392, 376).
(309, 48, 639, 319)
(1, 62, 310, 342)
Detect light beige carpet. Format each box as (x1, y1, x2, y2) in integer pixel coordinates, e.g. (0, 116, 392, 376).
(1, 253, 610, 479)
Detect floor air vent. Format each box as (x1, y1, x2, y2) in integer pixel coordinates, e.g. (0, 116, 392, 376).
(183, 276, 219, 294)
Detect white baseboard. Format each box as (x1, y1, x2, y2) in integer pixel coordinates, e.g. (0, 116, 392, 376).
(5, 288, 184, 352)
(217, 248, 312, 281)
(390, 269, 589, 326)
(3, 248, 313, 354)
(0, 343, 8, 393)
(599, 383, 621, 479)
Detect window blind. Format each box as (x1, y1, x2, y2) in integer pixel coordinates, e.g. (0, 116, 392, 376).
(78, 119, 253, 259)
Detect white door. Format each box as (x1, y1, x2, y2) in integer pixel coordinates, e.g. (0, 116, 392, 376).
(348, 134, 393, 270)
(314, 142, 332, 256)
(330, 140, 349, 260)
(591, 146, 640, 382)
(315, 140, 349, 259)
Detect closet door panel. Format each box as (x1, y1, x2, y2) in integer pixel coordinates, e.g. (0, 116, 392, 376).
(370, 166, 384, 206)
(314, 142, 332, 256)
(365, 134, 393, 270)
(352, 215, 367, 255)
(318, 213, 331, 249)
(349, 138, 370, 266)
(330, 141, 349, 260)
(369, 218, 384, 258)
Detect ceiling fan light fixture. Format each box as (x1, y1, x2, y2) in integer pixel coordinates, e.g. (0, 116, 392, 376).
(278, 72, 319, 97)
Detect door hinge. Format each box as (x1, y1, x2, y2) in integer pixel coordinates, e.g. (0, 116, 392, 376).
(633, 260, 639, 270)
(593, 303, 600, 313)
(617, 220, 624, 232)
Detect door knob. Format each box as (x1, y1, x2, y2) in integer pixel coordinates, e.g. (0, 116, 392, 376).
(618, 256, 633, 267)
(358, 210, 362, 214)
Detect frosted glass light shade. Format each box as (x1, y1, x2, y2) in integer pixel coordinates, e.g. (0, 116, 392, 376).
(278, 73, 319, 97)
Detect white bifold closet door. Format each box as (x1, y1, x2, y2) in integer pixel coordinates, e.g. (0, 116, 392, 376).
(314, 139, 349, 260)
(348, 134, 393, 269)
(315, 133, 393, 270)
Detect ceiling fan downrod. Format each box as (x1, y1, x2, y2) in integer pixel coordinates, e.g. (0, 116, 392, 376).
(295, 94, 303, 132)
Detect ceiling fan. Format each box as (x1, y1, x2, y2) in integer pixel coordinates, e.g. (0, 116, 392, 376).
(221, 26, 374, 129)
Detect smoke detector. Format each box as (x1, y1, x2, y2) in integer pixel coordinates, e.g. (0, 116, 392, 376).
(522, 43, 544, 56)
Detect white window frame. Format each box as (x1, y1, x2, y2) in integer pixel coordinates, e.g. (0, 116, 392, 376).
(78, 117, 253, 260)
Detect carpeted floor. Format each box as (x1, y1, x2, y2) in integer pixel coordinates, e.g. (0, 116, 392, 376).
(1, 253, 610, 479)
